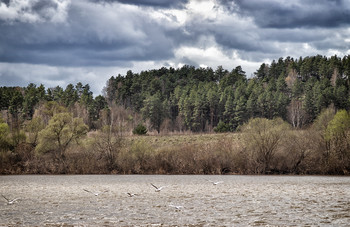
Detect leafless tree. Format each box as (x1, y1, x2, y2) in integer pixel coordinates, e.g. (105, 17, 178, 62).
(287, 99, 306, 128)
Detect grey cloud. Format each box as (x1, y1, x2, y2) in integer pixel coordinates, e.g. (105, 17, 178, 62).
(230, 0, 350, 29)
(0, 71, 26, 86)
(0, 62, 115, 95)
(0, 0, 69, 23)
(212, 28, 267, 53)
(179, 15, 278, 56)
(178, 57, 200, 68)
(2, 0, 350, 96)
(177, 1, 350, 63)
(0, 1, 178, 67)
(89, 0, 188, 8)
(261, 28, 329, 43)
(312, 38, 350, 51)
(31, 1, 59, 21)
(0, 0, 10, 6)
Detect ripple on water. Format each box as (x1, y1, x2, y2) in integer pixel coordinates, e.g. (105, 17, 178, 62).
(0, 175, 349, 226)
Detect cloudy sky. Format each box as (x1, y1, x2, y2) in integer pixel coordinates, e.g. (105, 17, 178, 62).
(1, 0, 350, 95)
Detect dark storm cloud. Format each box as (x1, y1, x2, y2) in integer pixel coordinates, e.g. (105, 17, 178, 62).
(178, 12, 278, 58)
(31, 1, 58, 12)
(176, 0, 350, 63)
(313, 37, 350, 51)
(0, 0, 10, 6)
(31, 1, 59, 20)
(2, 0, 350, 95)
(229, 0, 350, 29)
(1, 0, 349, 68)
(261, 29, 328, 43)
(0, 0, 179, 67)
(210, 27, 270, 53)
(89, 0, 188, 8)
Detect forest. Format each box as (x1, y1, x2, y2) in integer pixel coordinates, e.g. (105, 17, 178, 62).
(1, 54, 350, 175)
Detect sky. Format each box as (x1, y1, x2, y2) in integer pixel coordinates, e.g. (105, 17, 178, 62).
(1, 0, 350, 95)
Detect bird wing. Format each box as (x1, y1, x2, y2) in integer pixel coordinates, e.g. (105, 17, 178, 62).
(12, 198, 19, 202)
(1, 194, 9, 202)
(150, 183, 159, 189)
(83, 189, 93, 194)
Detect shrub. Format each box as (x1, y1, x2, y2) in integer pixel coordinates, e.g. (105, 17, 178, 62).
(241, 117, 290, 174)
(214, 121, 230, 133)
(133, 123, 148, 135)
(36, 113, 88, 159)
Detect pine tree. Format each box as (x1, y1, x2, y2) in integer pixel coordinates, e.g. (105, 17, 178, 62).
(141, 92, 165, 133)
(223, 94, 235, 131)
(234, 96, 247, 128)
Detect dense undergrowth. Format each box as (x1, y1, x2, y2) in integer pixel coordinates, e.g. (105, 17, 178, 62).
(1, 111, 349, 175)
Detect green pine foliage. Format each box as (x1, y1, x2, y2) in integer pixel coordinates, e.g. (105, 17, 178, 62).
(1, 54, 350, 134)
(133, 123, 148, 135)
(214, 121, 230, 133)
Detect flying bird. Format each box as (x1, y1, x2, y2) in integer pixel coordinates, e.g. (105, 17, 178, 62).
(206, 179, 223, 185)
(169, 204, 183, 210)
(83, 189, 108, 196)
(151, 183, 166, 192)
(127, 192, 139, 197)
(2, 195, 19, 205)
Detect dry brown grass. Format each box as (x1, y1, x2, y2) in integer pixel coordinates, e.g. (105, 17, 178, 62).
(125, 132, 241, 152)
(116, 133, 245, 174)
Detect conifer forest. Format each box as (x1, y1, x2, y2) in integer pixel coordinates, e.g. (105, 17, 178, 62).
(1, 55, 350, 175)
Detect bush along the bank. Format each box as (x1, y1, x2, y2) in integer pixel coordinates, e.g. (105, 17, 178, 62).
(133, 123, 148, 135)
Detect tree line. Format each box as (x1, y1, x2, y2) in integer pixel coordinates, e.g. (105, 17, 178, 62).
(1, 54, 350, 174)
(105, 55, 350, 133)
(2, 55, 350, 134)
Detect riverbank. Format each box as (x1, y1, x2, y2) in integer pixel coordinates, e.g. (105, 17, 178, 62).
(1, 129, 349, 175)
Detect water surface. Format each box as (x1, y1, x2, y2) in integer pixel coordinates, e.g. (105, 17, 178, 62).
(1, 175, 349, 226)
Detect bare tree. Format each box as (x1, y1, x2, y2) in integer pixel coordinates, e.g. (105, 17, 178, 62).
(287, 99, 306, 128)
(282, 130, 312, 174)
(94, 108, 124, 172)
(241, 118, 290, 174)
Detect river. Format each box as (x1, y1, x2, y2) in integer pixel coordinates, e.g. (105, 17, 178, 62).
(0, 175, 349, 226)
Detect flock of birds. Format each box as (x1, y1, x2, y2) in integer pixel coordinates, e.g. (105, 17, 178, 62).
(82, 179, 223, 210)
(1, 179, 224, 210)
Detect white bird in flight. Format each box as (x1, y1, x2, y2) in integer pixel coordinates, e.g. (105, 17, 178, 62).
(169, 204, 183, 210)
(127, 192, 139, 197)
(83, 189, 108, 196)
(151, 183, 166, 192)
(206, 179, 223, 185)
(2, 195, 19, 205)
